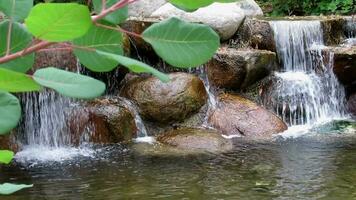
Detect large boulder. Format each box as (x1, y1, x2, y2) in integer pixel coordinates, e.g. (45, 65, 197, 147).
(208, 94, 288, 138)
(128, 0, 166, 18)
(157, 128, 232, 152)
(207, 47, 277, 90)
(151, 3, 245, 40)
(68, 98, 137, 144)
(236, 0, 263, 16)
(236, 17, 276, 52)
(120, 73, 207, 124)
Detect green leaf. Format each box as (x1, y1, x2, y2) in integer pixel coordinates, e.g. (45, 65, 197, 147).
(96, 50, 170, 82)
(33, 67, 106, 99)
(0, 91, 21, 135)
(0, 0, 33, 22)
(168, 0, 238, 11)
(0, 150, 14, 164)
(142, 17, 220, 68)
(0, 68, 41, 92)
(25, 3, 92, 42)
(73, 24, 123, 72)
(0, 183, 33, 195)
(0, 21, 34, 73)
(92, 0, 128, 24)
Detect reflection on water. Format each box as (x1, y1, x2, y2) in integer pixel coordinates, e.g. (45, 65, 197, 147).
(1, 121, 356, 200)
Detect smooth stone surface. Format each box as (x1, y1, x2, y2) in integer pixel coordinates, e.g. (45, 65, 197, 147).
(128, 0, 166, 18)
(208, 93, 288, 138)
(120, 73, 207, 124)
(68, 98, 137, 144)
(151, 3, 245, 41)
(236, 0, 263, 17)
(157, 128, 233, 153)
(207, 47, 277, 90)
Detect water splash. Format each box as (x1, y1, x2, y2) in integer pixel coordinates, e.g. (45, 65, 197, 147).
(265, 21, 347, 128)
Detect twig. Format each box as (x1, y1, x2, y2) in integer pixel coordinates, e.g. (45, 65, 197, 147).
(94, 22, 142, 38)
(5, 20, 13, 55)
(101, 0, 106, 11)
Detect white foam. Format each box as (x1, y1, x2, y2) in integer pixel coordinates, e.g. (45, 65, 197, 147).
(15, 146, 95, 164)
(134, 136, 156, 144)
(222, 134, 241, 139)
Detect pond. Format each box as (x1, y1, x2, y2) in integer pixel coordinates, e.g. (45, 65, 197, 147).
(1, 120, 356, 200)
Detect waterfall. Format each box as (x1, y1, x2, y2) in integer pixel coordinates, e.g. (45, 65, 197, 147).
(343, 17, 356, 46)
(265, 20, 347, 126)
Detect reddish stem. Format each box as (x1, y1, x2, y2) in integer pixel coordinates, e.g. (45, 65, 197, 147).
(94, 23, 142, 38)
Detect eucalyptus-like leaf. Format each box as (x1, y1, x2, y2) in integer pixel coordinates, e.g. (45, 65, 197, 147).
(0, 150, 14, 164)
(73, 24, 123, 72)
(33, 67, 106, 99)
(0, 91, 21, 135)
(142, 17, 220, 68)
(25, 3, 92, 42)
(0, 68, 41, 92)
(0, 0, 33, 22)
(92, 0, 128, 24)
(97, 50, 170, 82)
(0, 183, 33, 195)
(168, 0, 238, 11)
(0, 21, 34, 73)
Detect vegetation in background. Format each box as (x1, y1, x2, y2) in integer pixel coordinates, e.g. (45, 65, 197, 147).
(256, 0, 355, 16)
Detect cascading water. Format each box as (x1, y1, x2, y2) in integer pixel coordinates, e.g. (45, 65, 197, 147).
(343, 17, 356, 46)
(265, 20, 347, 128)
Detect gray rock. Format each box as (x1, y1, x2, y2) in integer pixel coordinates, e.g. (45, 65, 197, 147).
(128, 0, 166, 18)
(151, 3, 246, 41)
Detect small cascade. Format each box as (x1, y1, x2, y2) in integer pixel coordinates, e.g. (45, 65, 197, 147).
(117, 97, 154, 143)
(343, 17, 356, 46)
(265, 20, 347, 127)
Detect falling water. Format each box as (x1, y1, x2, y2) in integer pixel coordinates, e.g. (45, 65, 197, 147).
(265, 21, 347, 127)
(343, 17, 356, 46)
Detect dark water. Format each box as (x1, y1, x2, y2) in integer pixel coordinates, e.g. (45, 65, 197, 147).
(1, 121, 356, 200)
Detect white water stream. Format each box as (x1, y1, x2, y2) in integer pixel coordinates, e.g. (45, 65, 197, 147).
(267, 20, 348, 137)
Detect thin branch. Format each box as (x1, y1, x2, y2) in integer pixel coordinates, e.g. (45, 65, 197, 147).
(101, 0, 106, 11)
(92, 0, 129, 22)
(5, 20, 13, 55)
(95, 22, 142, 38)
(0, 0, 136, 65)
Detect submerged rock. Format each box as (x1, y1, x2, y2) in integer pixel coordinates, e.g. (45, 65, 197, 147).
(208, 94, 288, 138)
(151, 3, 246, 41)
(120, 73, 207, 124)
(157, 128, 232, 152)
(68, 98, 137, 144)
(207, 47, 277, 90)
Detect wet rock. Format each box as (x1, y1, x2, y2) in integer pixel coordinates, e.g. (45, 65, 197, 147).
(208, 94, 288, 138)
(328, 46, 356, 94)
(151, 3, 245, 41)
(0, 133, 17, 152)
(157, 128, 232, 152)
(207, 47, 277, 90)
(236, 17, 276, 52)
(347, 93, 356, 116)
(128, 0, 166, 18)
(120, 73, 207, 124)
(68, 98, 137, 144)
(33, 43, 78, 72)
(320, 17, 346, 45)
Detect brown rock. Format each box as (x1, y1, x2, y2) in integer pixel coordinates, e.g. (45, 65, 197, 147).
(236, 17, 276, 52)
(68, 98, 137, 145)
(347, 93, 356, 116)
(208, 93, 287, 138)
(207, 47, 277, 90)
(120, 73, 207, 124)
(157, 128, 232, 152)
